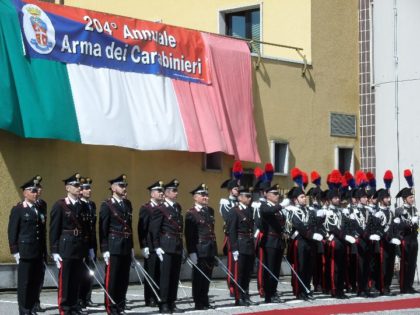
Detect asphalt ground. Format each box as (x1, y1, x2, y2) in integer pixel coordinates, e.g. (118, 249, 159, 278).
(1, 277, 420, 315)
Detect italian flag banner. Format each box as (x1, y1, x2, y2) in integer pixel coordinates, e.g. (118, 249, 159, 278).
(0, 0, 260, 162)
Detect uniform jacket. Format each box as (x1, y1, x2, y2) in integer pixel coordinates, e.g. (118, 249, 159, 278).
(138, 200, 160, 251)
(395, 205, 419, 237)
(219, 196, 237, 224)
(81, 199, 98, 253)
(185, 205, 217, 258)
(8, 200, 47, 259)
(50, 197, 92, 259)
(228, 203, 255, 255)
(259, 201, 285, 249)
(150, 199, 183, 255)
(99, 197, 133, 255)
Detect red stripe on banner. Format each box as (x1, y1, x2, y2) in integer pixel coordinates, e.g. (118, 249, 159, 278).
(330, 240, 336, 295)
(241, 297, 420, 315)
(105, 260, 111, 313)
(400, 240, 405, 291)
(58, 264, 64, 315)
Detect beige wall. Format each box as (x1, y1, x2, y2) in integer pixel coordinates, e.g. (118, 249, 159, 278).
(0, 0, 359, 261)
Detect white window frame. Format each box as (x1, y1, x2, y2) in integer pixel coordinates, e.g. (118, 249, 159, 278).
(217, 2, 263, 56)
(270, 140, 289, 176)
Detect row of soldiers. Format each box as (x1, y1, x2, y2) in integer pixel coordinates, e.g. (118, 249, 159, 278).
(8, 167, 419, 315)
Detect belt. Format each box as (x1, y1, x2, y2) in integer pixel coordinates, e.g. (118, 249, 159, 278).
(110, 230, 132, 238)
(199, 235, 216, 242)
(268, 232, 282, 237)
(238, 232, 253, 239)
(161, 232, 183, 238)
(63, 229, 83, 237)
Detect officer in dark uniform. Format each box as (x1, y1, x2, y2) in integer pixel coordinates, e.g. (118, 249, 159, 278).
(228, 186, 257, 306)
(219, 178, 239, 296)
(78, 177, 97, 308)
(395, 187, 419, 294)
(259, 183, 286, 303)
(50, 173, 91, 315)
(185, 183, 217, 310)
(150, 179, 183, 314)
(138, 180, 165, 307)
(99, 174, 134, 315)
(34, 177, 48, 313)
(8, 176, 47, 315)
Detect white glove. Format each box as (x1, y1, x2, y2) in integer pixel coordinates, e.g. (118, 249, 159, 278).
(316, 209, 326, 217)
(345, 235, 356, 244)
(88, 248, 95, 260)
(369, 234, 380, 241)
(394, 217, 401, 224)
(52, 253, 63, 269)
(280, 198, 290, 207)
(375, 211, 383, 218)
(232, 250, 239, 261)
(391, 238, 401, 245)
(342, 208, 350, 215)
(142, 247, 150, 259)
(312, 233, 323, 241)
(156, 248, 165, 262)
(349, 213, 356, 220)
(189, 252, 198, 264)
(103, 251, 110, 265)
(13, 253, 20, 264)
(411, 216, 418, 224)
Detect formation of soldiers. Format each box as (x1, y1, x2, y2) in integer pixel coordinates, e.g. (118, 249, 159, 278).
(7, 164, 419, 315)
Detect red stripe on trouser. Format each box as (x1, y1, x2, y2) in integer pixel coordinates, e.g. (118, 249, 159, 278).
(292, 240, 299, 296)
(234, 260, 239, 300)
(105, 260, 111, 314)
(258, 247, 264, 297)
(330, 241, 336, 295)
(321, 252, 326, 290)
(380, 240, 384, 292)
(400, 240, 405, 291)
(58, 263, 64, 315)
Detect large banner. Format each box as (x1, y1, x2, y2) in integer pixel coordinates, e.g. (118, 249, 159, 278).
(13, 0, 210, 84)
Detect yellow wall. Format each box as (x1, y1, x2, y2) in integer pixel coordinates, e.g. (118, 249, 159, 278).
(0, 0, 359, 261)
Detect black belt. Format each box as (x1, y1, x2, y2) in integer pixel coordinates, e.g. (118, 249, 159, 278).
(63, 229, 83, 237)
(199, 235, 216, 242)
(110, 230, 132, 238)
(161, 232, 182, 238)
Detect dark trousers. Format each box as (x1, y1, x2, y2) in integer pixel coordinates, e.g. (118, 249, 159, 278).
(79, 258, 94, 304)
(383, 240, 396, 289)
(326, 238, 345, 297)
(234, 253, 255, 300)
(400, 235, 418, 292)
(35, 261, 45, 305)
(357, 239, 371, 293)
(192, 257, 214, 307)
(144, 252, 160, 304)
(105, 254, 131, 314)
(313, 241, 326, 291)
(291, 238, 312, 297)
(263, 247, 282, 299)
(159, 253, 182, 306)
(58, 258, 83, 315)
(18, 258, 43, 314)
(346, 245, 357, 291)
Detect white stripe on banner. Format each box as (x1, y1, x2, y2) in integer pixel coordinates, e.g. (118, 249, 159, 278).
(67, 64, 188, 151)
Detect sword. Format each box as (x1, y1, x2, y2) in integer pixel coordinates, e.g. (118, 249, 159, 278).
(214, 256, 246, 294)
(132, 259, 161, 302)
(282, 255, 311, 294)
(83, 261, 118, 306)
(186, 257, 213, 283)
(43, 262, 58, 288)
(90, 258, 105, 284)
(254, 256, 282, 284)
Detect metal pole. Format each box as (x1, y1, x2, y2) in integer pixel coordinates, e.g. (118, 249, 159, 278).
(83, 261, 118, 306)
(133, 261, 161, 302)
(43, 262, 58, 288)
(282, 256, 310, 294)
(254, 257, 282, 284)
(186, 257, 212, 283)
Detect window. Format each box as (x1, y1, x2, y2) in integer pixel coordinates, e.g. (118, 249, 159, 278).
(270, 141, 289, 175)
(203, 152, 222, 171)
(224, 7, 260, 53)
(336, 147, 354, 174)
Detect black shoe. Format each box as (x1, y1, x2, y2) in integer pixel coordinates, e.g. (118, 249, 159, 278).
(336, 293, 349, 299)
(33, 303, 45, 312)
(298, 293, 309, 301)
(271, 295, 284, 303)
(245, 297, 257, 306)
(159, 304, 172, 314)
(194, 304, 207, 310)
(170, 303, 182, 313)
(235, 299, 249, 306)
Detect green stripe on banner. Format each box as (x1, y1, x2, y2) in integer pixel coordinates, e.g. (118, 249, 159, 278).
(0, 0, 81, 142)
